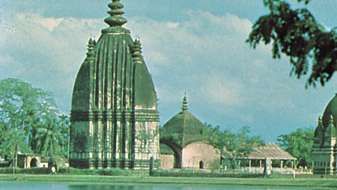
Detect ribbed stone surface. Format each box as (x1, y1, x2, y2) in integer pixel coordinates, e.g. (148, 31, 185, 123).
(70, 0, 159, 169)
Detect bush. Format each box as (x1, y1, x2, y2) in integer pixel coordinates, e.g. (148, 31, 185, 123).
(0, 167, 133, 176)
(58, 167, 132, 176)
(151, 169, 263, 178)
(0, 167, 50, 174)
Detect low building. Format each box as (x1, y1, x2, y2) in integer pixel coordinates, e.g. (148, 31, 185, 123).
(160, 95, 221, 169)
(222, 144, 296, 174)
(243, 144, 296, 169)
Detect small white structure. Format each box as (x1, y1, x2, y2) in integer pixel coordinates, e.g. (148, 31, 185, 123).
(17, 153, 49, 168)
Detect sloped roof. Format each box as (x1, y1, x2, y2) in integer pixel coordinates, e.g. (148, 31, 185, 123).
(246, 144, 296, 160)
(160, 96, 206, 147)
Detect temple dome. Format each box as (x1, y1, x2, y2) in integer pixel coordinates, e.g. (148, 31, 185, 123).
(161, 96, 206, 147)
(322, 94, 337, 127)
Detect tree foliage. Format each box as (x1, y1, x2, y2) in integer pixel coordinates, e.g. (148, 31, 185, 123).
(0, 127, 30, 164)
(0, 78, 69, 160)
(247, 0, 337, 86)
(204, 124, 264, 158)
(277, 128, 314, 167)
(35, 115, 69, 157)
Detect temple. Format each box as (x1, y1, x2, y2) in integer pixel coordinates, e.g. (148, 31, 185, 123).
(312, 94, 337, 175)
(160, 95, 221, 169)
(69, 0, 160, 169)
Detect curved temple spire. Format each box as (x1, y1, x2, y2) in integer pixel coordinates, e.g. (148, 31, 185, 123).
(104, 0, 127, 27)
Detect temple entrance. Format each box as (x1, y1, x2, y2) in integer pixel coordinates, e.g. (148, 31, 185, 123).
(30, 158, 38, 168)
(199, 161, 204, 169)
(160, 140, 182, 168)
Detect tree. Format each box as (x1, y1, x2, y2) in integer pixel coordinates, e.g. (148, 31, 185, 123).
(247, 0, 337, 87)
(0, 127, 30, 171)
(277, 128, 314, 167)
(57, 114, 70, 157)
(206, 125, 264, 157)
(0, 78, 69, 161)
(35, 116, 65, 158)
(234, 126, 265, 157)
(204, 124, 264, 169)
(0, 78, 58, 153)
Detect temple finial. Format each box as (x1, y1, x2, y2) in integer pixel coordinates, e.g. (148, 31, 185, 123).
(104, 0, 127, 27)
(131, 39, 143, 63)
(86, 38, 96, 62)
(182, 93, 188, 112)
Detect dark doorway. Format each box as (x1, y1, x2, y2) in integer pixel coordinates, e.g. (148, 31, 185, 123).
(199, 161, 204, 169)
(30, 158, 38, 168)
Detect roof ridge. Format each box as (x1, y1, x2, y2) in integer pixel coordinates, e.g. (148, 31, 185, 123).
(181, 109, 187, 145)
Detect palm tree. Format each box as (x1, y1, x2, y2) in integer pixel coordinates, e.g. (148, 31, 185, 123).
(58, 114, 70, 158)
(35, 116, 63, 158)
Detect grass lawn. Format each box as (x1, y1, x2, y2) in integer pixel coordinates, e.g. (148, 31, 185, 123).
(0, 174, 336, 188)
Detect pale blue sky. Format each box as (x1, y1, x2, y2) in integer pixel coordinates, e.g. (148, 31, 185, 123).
(1, 0, 337, 141)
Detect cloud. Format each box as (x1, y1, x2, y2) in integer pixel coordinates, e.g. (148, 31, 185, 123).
(0, 13, 105, 111)
(126, 11, 337, 139)
(1, 10, 258, 115)
(126, 12, 266, 109)
(1, 10, 335, 141)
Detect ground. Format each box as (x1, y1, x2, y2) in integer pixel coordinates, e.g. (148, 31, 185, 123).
(0, 174, 337, 188)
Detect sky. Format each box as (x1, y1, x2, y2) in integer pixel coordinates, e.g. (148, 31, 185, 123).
(1, 0, 337, 142)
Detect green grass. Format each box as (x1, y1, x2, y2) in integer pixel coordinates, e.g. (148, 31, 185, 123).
(0, 174, 336, 188)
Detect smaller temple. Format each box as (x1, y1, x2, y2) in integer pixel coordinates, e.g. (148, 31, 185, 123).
(312, 94, 337, 175)
(160, 95, 221, 169)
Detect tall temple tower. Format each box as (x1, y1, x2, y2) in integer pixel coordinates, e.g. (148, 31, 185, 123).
(312, 94, 337, 175)
(70, 0, 160, 169)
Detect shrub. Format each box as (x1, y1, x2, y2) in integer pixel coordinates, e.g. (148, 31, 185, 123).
(151, 169, 263, 178)
(58, 167, 132, 176)
(0, 167, 50, 174)
(0, 167, 133, 176)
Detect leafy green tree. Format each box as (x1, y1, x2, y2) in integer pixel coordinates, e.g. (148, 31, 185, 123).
(35, 116, 64, 158)
(204, 124, 264, 169)
(203, 124, 226, 152)
(0, 127, 30, 170)
(234, 126, 265, 157)
(0, 78, 69, 161)
(205, 125, 264, 157)
(247, 0, 337, 87)
(56, 114, 70, 157)
(277, 128, 314, 167)
(0, 78, 58, 153)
